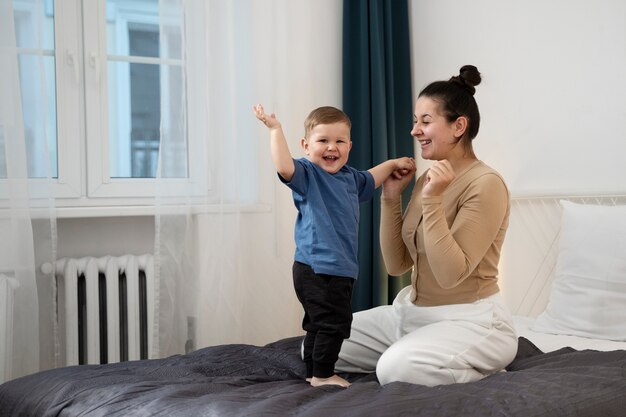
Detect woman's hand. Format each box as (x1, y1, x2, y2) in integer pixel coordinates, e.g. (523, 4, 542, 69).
(422, 160, 455, 198)
(381, 158, 416, 199)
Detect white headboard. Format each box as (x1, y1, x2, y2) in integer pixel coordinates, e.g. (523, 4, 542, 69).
(499, 194, 626, 317)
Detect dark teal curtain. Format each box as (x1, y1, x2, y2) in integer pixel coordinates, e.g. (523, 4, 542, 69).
(343, 0, 414, 311)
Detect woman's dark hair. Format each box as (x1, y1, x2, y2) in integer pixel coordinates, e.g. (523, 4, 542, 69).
(418, 65, 482, 140)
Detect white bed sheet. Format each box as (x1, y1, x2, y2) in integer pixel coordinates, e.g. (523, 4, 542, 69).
(512, 315, 626, 353)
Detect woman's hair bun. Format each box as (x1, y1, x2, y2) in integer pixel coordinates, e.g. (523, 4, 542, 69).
(450, 65, 481, 95)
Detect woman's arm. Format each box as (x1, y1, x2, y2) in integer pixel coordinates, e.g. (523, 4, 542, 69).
(422, 173, 508, 288)
(379, 173, 420, 276)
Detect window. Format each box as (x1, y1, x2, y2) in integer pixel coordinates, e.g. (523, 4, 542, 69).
(12, 0, 57, 179)
(108, 10, 162, 179)
(8, 0, 199, 203)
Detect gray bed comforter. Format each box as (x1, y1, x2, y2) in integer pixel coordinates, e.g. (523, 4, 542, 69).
(1, 337, 624, 417)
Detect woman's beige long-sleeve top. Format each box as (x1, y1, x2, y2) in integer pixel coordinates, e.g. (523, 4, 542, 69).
(380, 160, 510, 306)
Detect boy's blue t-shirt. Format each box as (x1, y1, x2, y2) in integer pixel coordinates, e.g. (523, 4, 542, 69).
(280, 158, 375, 279)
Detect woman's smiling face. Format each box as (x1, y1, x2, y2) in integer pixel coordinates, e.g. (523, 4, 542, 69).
(411, 96, 460, 161)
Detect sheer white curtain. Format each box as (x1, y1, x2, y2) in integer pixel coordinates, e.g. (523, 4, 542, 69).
(0, 0, 56, 383)
(0, 0, 343, 381)
(155, 0, 343, 353)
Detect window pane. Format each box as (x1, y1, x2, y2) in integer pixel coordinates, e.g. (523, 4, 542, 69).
(13, 0, 58, 179)
(158, 64, 187, 179)
(108, 60, 160, 178)
(18, 54, 58, 178)
(106, 0, 159, 58)
(106, 0, 186, 179)
(14, 0, 55, 50)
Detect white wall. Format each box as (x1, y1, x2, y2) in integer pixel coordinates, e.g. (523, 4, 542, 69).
(409, 0, 626, 196)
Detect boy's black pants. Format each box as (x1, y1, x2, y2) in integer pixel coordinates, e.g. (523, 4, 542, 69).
(292, 261, 354, 379)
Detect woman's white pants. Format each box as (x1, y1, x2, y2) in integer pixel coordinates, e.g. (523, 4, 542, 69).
(335, 286, 518, 386)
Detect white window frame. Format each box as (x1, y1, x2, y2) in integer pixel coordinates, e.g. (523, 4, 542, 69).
(53, 0, 83, 199)
(1, 0, 208, 207)
(1, 0, 82, 200)
(82, 0, 205, 199)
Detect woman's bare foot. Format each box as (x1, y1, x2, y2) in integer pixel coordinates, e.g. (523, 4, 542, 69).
(310, 374, 351, 388)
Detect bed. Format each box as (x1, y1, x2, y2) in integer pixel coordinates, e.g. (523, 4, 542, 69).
(1, 196, 625, 417)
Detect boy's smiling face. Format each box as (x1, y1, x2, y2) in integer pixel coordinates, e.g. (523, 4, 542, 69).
(301, 122, 352, 174)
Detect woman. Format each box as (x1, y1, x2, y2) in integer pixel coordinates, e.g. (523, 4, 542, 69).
(335, 65, 518, 386)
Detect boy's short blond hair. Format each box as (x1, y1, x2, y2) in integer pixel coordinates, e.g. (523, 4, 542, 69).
(303, 106, 352, 139)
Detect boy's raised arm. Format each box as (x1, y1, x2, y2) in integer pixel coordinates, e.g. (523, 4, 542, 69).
(254, 104, 295, 181)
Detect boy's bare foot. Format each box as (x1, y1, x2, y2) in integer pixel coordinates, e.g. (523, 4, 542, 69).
(310, 374, 351, 388)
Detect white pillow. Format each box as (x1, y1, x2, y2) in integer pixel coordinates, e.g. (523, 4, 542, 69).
(531, 200, 626, 341)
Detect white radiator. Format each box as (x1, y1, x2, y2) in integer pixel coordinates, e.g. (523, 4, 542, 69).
(0, 274, 19, 383)
(42, 255, 156, 366)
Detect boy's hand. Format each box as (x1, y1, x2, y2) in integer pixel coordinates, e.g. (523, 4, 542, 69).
(253, 104, 281, 129)
(391, 157, 416, 179)
(381, 157, 416, 198)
